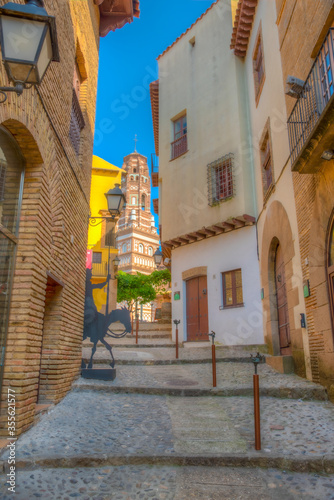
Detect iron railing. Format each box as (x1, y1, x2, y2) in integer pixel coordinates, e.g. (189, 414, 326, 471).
(91, 262, 108, 277)
(171, 134, 187, 160)
(288, 28, 334, 166)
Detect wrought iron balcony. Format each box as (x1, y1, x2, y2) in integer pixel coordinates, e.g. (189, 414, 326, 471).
(151, 153, 159, 187)
(91, 262, 108, 277)
(171, 134, 187, 160)
(288, 28, 334, 173)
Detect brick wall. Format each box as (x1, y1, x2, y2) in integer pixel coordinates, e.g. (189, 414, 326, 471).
(0, 0, 100, 435)
(276, 0, 334, 387)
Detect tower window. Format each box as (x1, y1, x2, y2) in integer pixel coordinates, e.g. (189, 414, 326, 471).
(141, 194, 146, 210)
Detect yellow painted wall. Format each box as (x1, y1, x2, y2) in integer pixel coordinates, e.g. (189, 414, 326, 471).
(88, 155, 126, 249)
(88, 156, 126, 311)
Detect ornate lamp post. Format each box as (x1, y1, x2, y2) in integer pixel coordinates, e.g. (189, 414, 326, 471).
(0, 0, 60, 102)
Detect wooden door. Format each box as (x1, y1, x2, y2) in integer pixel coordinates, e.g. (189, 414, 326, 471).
(275, 245, 292, 355)
(186, 276, 209, 341)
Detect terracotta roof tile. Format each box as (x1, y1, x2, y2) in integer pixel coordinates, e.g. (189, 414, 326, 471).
(230, 0, 258, 58)
(150, 80, 159, 157)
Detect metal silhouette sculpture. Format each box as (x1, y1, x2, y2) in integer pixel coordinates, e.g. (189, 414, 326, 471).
(82, 268, 131, 370)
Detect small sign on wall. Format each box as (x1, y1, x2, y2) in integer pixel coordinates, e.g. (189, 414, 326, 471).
(174, 291, 181, 301)
(303, 280, 310, 298)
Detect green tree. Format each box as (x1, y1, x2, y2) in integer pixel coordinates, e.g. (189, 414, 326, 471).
(117, 269, 171, 316)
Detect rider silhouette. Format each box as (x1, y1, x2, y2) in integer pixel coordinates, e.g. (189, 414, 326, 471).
(83, 267, 110, 341)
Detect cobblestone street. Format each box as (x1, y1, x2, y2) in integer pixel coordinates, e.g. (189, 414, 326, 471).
(1, 332, 334, 499)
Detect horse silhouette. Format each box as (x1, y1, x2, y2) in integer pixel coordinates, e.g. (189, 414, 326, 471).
(83, 268, 131, 369)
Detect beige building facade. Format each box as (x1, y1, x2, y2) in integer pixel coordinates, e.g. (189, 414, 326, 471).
(231, 0, 311, 378)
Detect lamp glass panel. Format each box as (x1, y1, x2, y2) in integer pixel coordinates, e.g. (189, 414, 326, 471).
(1, 17, 46, 62)
(107, 195, 121, 212)
(6, 61, 37, 83)
(36, 26, 52, 82)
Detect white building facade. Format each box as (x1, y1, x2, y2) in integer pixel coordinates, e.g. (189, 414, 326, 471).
(151, 0, 264, 345)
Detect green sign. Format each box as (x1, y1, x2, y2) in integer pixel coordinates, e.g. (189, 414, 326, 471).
(174, 292, 180, 301)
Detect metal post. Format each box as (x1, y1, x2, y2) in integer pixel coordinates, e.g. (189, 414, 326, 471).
(253, 373, 261, 450)
(208, 331, 216, 388)
(250, 352, 265, 451)
(106, 244, 110, 317)
(131, 310, 134, 335)
(135, 302, 139, 345)
(173, 320, 180, 359)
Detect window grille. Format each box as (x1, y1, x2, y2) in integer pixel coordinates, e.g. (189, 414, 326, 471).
(207, 153, 234, 206)
(69, 88, 85, 156)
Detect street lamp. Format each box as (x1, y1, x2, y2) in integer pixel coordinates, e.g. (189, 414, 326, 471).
(105, 184, 126, 219)
(90, 184, 126, 226)
(153, 248, 163, 267)
(0, 0, 60, 102)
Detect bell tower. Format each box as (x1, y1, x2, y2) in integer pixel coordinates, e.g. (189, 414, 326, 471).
(116, 150, 160, 281)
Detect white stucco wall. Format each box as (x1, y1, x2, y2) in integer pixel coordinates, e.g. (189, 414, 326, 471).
(171, 226, 264, 346)
(158, 0, 257, 241)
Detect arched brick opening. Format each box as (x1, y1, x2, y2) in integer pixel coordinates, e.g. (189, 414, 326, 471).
(307, 174, 334, 390)
(261, 200, 305, 376)
(0, 120, 63, 435)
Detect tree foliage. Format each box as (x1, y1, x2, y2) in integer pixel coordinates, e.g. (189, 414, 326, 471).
(117, 269, 171, 313)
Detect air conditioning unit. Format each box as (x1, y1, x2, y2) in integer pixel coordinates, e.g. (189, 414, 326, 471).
(285, 75, 310, 98)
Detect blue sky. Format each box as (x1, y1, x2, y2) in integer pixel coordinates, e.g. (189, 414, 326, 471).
(93, 0, 217, 223)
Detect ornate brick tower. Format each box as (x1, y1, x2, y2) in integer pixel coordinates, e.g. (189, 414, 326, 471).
(116, 150, 160, 280)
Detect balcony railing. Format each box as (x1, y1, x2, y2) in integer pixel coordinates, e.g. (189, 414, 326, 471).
(151, 153, 159, 187)
(91, 262, 108, 277)
(288, 28, 334, 168)
(171, 134, 187, 160)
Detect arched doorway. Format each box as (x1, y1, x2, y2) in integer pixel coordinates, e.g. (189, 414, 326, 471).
(275, 244, 292, 355)
(327, 214, 334, 331)
(0, 127, 25, 391)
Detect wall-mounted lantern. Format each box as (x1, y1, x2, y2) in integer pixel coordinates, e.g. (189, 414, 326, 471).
(0, 0, 60, 102)
(153, 248, 163, 267)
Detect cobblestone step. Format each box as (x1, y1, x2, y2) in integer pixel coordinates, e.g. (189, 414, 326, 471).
(2, 453, 334, 474)
(82, 357, 257, 365)
(0, 464, 333, 499)
(73, 381, 327, 400)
